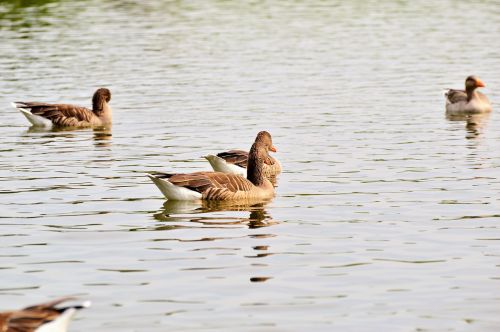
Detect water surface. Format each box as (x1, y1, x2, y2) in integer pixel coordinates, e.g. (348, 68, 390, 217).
(1, 1, 499, 331)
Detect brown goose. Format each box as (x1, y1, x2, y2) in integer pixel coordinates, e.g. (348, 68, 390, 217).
(204, 148, 281, 177)
(12, 88, 112, 127)
(0, 297, 90, 332)
(445, 76, 492, 114)
(148, 131, 277, 201)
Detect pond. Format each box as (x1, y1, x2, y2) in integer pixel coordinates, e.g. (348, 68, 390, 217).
(0, 1, 499, 330)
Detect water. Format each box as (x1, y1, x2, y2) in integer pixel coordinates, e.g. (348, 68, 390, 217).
(1, 0, 499, 330)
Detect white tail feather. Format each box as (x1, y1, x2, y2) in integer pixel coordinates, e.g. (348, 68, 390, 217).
(36, 300, 90, 332)
(147, 174, 202, 201)
(36, 308, 77, 332)
(17, 108, 53, 127)
(204, 155, 246, 176)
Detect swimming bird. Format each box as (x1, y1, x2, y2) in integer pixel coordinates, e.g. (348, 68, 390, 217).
(148, 131, 277, 201)
(0, 297, 90, 332)
(445, 76, 492, 114)
(12, 88, 112, 127)
(204, 148, 281, 177)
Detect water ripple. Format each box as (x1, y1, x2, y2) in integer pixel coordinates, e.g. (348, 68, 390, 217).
(0, 1, 499, 331)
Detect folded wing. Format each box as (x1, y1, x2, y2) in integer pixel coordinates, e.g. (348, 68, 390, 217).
(1, 297, 89, 332)
(15, 102, 96, 127)
(445, 89, 467, 104)
(159, 172, 255, 200)
(217, 150, 249, 167)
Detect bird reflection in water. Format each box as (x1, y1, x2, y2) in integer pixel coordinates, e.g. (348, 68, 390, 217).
(446, 112, 491, 169)
(93, 126, 112, 148)
(152, 200, 277, 283)
(153, 199, 278, 229)
(25, 124, 80, 136)
(25, 124, 113, 148)
(446, 112, 491, 139)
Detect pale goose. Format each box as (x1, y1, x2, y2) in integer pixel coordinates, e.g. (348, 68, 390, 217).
(0, 297, 90, 332)
(148, 131, 277, 201)
(12, 88, 112, 127)
(445, 76, 492, 114)
(204, 146, 281, 177)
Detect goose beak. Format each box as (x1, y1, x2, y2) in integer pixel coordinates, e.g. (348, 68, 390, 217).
(476, 79, 485, 87)
(269, 146, 277, 152)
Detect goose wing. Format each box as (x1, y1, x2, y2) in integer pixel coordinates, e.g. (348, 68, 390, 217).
(217, 150, 278, 168)
(0, 297, 82, 332)
(445, 89, 467, 104)
(3, 309, 60, 332)
(216, 150, 248, 168)
(167, 172, 253, 192)
(161, 172, 255, 200)
(15, 102, 96, 126)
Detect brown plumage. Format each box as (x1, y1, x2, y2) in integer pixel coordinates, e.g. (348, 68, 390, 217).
(204, 132, 281, 176)
(0, 297, 89, 332)
(149, 131, 278, 201)
(216, 150, 249, 168)
(161, 171, 257, 200)
(217, 150, 281, 174)
(445, 76, 491, 114)
(14, 88, 112, 127)
(446, 89, 468, 104)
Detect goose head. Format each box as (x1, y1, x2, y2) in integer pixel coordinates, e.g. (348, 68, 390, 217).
(465, 76, 485, 90)
(255, 130, 277, 153)
(92, 88, 112, 112)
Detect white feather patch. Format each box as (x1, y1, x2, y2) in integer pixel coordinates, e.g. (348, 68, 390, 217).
(147, 174, 202, 201)
(16, 107, 53, 127)
(204, 155, 246, 176)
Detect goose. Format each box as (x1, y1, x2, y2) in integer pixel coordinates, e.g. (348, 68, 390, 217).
(204, 148, 281, 177)
(445, 76, 492, 114)
(148, 131, 277, 201)
(12, 88, 112, 127)
(0, 297, 90, 332)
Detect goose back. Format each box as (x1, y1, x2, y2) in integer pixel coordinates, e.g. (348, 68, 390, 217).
(0, 297, 89, 332)
(216, 150, 248, 168)
(445, 89, 467, 104)
(156, 172, 266, 200)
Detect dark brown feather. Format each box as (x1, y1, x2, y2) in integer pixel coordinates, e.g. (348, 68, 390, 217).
(0, 297, 79, 332)
(217, 150, 278, 168)
(164, 172, 254, 196)
(446, 89, 467, 104)
(217, 150, 248, 168)
(5, 310, 59, 332)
